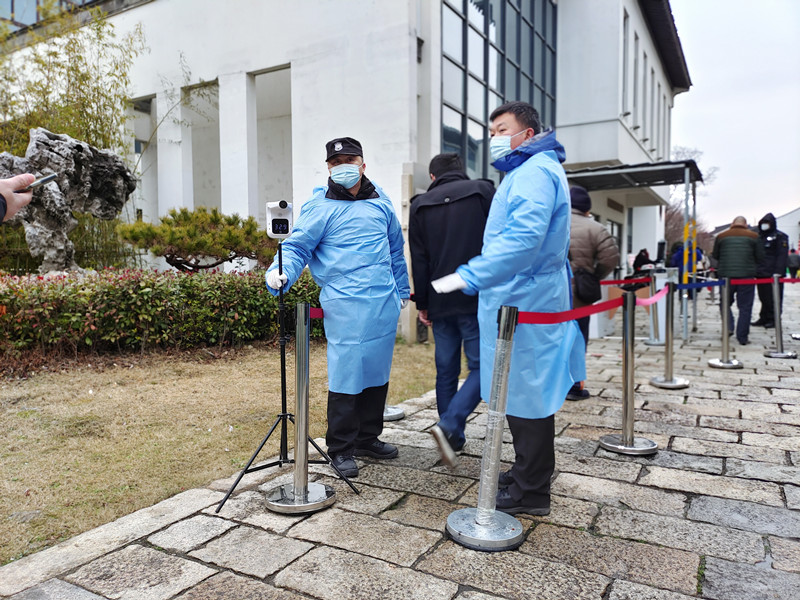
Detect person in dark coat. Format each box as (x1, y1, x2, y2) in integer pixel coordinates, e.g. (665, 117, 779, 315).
(788, 249, 800, 279)
(632, 248, 655, 273)
(712, 216, 764, 345)
(752, 212, 789, 328)
(408, 153, 494, 466)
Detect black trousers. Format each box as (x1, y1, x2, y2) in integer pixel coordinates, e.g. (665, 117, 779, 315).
(505, 413, 555, 505)
(326, 382, 388, 456)
(756, 281, 784, 322)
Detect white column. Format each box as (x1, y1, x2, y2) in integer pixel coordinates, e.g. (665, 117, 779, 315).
(156, 90, 194, 216)
(218, 72, 258, 220)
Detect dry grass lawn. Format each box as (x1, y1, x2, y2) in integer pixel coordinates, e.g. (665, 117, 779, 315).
(0, 339, 437, 565)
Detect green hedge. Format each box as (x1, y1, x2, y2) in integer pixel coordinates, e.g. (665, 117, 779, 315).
(0, 268, 323, 355)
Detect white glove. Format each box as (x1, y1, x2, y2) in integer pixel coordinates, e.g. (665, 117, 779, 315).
(266, 270, 288, 290)
(400, 298, 409, 309)
(431, 273, 468, 294)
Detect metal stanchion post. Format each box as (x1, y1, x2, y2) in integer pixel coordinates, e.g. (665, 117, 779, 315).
(599, 291, 658, 455)
(708, 278, 743, 369)
(644, 277, 664, 346)
(266, 303, 336, 514)
(764, 274, 797, 359)
(446, 306, 524, 551)
(650, 282, 689, 389)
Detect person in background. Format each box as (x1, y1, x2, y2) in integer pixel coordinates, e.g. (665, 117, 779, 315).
(567, 185, 620, 400)
(432, 101, 585, 516)
(265, 137, 410, 479)
(752, 213, 789, 328)
(712, 216, 764, 346)
(408, 152, 494, 466)
(788, 248, 800, 279)
(632, 248, 655, 273)
(0, 174, 36, 223)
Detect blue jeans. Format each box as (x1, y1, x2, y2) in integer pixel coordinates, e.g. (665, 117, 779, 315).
(722, 283, 754, 343)
(433, 314, 481, 449)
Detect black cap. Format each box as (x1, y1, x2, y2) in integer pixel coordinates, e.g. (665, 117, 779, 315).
(570, 185, 592, 212)
(325, 137, 363, 161)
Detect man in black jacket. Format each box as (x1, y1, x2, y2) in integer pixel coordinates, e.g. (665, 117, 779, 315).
(752, 212, 789, 328)
(409, 153, 494, 466)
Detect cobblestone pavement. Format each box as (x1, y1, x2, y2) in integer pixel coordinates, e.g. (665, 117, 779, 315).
(2, 283, 799, 600)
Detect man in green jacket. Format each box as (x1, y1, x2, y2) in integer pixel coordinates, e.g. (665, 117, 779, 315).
(711, 216, 765, 345)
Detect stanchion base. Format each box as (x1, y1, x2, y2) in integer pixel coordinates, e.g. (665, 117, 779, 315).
(764, 350, 798, 359)
(643, 339, 665, 347)
(791, 334, 800, 341)
(707, 358, 743, 369)
(265, 482, 335, 515)
(446, 508, 524, 552)
(383, 405, 405, 421)
(599, 434, 658, 456)
(649, 376, 690, 390)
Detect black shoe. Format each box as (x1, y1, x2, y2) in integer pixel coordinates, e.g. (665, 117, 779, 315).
(498, 469, 514, 487)
(431, 425, 458, 468)
(495, 486, 550, 516)
(354, 440, 398, 459)
(331, 453, 358, 478)
(737, 338, 749, 345)
(566, 388, 590, 401)
(764, 322, 775, 329)
(751, 319, 766, 326)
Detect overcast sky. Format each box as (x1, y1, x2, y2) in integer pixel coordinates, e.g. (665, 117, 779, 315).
(669, 0, 800, 229)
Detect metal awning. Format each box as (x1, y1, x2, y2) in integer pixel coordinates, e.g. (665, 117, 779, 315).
(565, 160, 703, 192)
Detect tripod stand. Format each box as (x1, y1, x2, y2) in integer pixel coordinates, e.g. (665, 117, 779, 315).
(215, 243, 358, 514)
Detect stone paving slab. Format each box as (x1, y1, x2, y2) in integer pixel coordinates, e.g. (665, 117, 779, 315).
(174, 571, 306, 600)
(769, 536, 800, 574)
(670, 435, 788, 463)
(725, 457, 800, 485)
(380, 492, 469, 531)
(606, 579, 697, 600)
(65, 544, 216, 600)
(701, 556, 800, 600)
(418, 540, 611, 600)
(742, 431, 800, 451)
(148, 514, 236, 553)
(551, 472, 687, 517)
(638, 465, 784, 506)
(595, 506, 765, 563)
(553, 452, 642, 482)
(356, 463, 474, 500)
(0, 488, 223, 597)
(522, 523, 699, 595)
(188, 525, 312, 579)
(687, 495, 800, 536)
(6, 579, 105, 600)
(286, 507, 441, 566)
(595, 446, 724, 474)
(274, 546, 459, 600)
(205, 489, 307, 533)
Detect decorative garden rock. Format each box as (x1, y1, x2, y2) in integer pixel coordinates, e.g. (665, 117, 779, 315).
(0, 128, 136, 273)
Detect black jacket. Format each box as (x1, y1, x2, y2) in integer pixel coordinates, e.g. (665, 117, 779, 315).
(755, 213, 789, 277)
(408, 170, 494, 319)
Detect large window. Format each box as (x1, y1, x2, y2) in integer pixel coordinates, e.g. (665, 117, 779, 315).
(442, 0, 557, 180)
(1, 0, 95, 33)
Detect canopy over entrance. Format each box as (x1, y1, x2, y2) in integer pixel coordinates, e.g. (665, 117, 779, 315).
(565, 160, 703, 192)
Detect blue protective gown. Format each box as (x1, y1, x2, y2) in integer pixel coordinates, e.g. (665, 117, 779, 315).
(266, 177, 410, 395)
(456, 131, 585, 419)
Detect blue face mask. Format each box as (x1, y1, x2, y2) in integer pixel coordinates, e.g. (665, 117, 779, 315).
(489, 130, 528, 162)
(330, 164, 362, 189)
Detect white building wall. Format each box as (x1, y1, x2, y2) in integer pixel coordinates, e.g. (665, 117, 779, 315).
(105, 0, 418, 225)
(776, 207, 800, 250)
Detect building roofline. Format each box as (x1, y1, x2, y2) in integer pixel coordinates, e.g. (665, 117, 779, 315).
(638, 0, 692, 93)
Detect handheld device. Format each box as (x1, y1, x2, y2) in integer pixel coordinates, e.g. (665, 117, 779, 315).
(266, 200, 293, 239)
(15, 173, 58, 192)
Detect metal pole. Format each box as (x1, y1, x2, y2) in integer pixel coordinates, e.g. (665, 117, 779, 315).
(447, 306, 524, 551)
(644, 276, 663, 346)
(682, 165, 690, 341)
(650, 282, 689, 389)
(599, 292, 657, 455)
(691, 182, 698, 332)
(266, 303, 336, 514)
(708, 279, 743, 369)
(764, 274, 797, 359)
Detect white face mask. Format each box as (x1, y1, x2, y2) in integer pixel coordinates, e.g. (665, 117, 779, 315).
(489, 130, 528, 161)
(760, 223, 770, 231)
